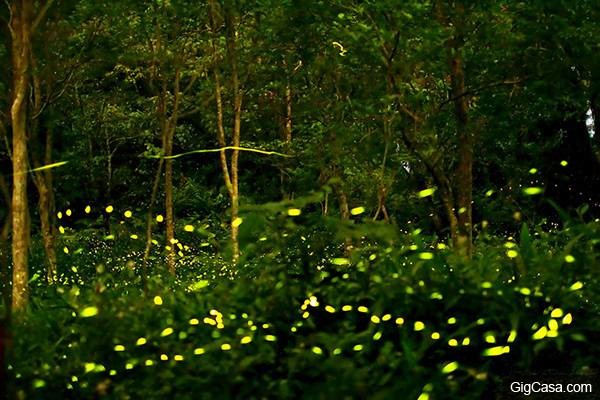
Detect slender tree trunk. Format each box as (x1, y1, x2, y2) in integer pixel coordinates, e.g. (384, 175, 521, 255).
(164, 69, 181, 274)
(448, 5, 473, 258)
(31, 60, 58, 282)
(226, 6, 242, 263)
(37, 178, 56, 282)
(280, 73, 293, 199)
(164, 122, 176, 272)
(334, 181, 352, 253)
(10, 0, 34, 312)
(284, 80, 292, 143)
(142, 156, 164, 288)
(209, 0, 242, 262)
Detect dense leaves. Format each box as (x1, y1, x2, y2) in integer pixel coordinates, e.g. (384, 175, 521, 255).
(1, 0, 599, 399)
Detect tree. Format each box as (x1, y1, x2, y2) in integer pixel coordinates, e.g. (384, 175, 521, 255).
(208, 0, 244, 262)
(8, 0, 33, 311)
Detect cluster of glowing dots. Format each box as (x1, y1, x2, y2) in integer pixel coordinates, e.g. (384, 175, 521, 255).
(531, 308, 573, 340)
(296, 295, 578, 360)
(55, 204, 203, 260)
(103, 307, 284, 369)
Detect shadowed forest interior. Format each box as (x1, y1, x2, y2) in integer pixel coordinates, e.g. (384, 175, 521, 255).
(1, 1, 600, 399)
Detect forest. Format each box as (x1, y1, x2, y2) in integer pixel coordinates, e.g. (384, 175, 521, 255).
(0, 0, 599, 399)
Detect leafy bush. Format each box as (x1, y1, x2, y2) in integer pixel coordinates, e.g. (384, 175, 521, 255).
(7, 217, 600, 399)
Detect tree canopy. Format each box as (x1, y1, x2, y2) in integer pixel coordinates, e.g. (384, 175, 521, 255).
(1, 1, 599, 399)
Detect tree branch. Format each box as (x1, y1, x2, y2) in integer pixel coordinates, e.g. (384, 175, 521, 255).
(31, 0, 55, 34)
(438, 77, 527, 110)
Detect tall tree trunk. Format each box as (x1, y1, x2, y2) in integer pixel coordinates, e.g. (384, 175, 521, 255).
(280, 71, 293, 199)
(226, 5, 242, 263)
(164, 120, 176, 273)
(10, 0, 34, 312)
(37, 176, 56, 282)
(334, 181, 352, 253)
(284, 79, 292, 143)
(209, 0, 242, 263)
(31, 62, 58, 282)
(164, 68, 181, 274)
(142, 156, 164, 288)
(448, 4, 473, 258)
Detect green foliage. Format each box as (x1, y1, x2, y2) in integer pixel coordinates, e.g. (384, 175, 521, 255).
(8, 216, 600, 399)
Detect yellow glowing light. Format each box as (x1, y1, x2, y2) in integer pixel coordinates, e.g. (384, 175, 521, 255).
(522, 187, 544, 196)
(418, 188, 436, 198)
(160, 328, 174, 337)
(153, 296, 163, 306)
(156, 214, 164, 223)
(506, 250, 518, 258)
(232, 217, 243, 227)
(80, 306, 98, 318)
(442, 361, 459, 374)
(532, 326, 548, 340)
(350, 206, 365, 216)
(184, 225, 194, 232)
(485, 334, 496, 344)
(124, 210, 132, 218)
(331, 257, 350, 265)
(569, 281, 583, 291)
(287, 208, 301, 216)
(105, 205, 113, 213)
(414, 321, 425, 331)
(483, 346, 509, 356)
(221, 343, 231, 351)
(241, 336, 252, 344)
